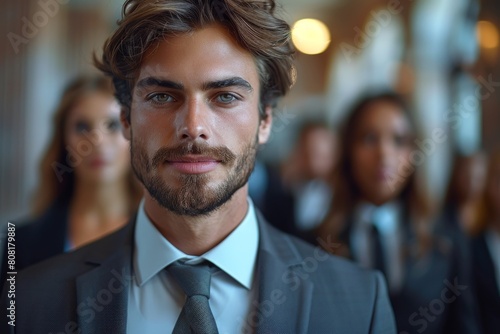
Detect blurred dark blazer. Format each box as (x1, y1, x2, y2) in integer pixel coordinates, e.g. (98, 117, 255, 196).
(1, 197, 70, 288)
(1, 213, 397, 334)
(335, 213, 480, 334)
(471, 233, 500, 334)
(249, 164, 297, 235)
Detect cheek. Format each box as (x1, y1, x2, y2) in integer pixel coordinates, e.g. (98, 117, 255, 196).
(132, 111, 174, 148)
(98, 133, 131, 164)
(205, 106, 260, 153)
(65, 131, 82, 151)
(101, 138, 131, 178)
(350, 145, 374, 186)
(219, 102, 259, 132)
(351, 144, 375, 169)
(65, 133, 96, 163)
(394, 146, 412, 167)
(114, 137, 131, 162)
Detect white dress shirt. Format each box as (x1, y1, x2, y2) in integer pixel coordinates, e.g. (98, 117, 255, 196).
(294, 180, 333, 231)
(127, 199, 259, 333)
(350, 202, 405, 293)
(485, 227, 500, 295)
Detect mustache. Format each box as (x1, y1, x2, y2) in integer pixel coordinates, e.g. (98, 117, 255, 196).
(152, 142, 236, 167)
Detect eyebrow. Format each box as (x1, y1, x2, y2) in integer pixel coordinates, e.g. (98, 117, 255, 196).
(136, 77, 184, 90)
(135, 76, 253, 92)
(202, 77, 253, 92)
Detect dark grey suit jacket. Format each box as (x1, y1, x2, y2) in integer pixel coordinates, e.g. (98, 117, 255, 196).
(0, 198, 70, 288)
(471, 233, 500, 334)
(1, 213, 396, 333)
(339, 210, 481, 334)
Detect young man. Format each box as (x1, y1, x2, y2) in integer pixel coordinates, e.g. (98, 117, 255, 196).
(1, 0, 396, 333)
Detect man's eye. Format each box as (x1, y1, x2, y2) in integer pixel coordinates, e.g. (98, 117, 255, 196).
(149, 93, 175, 104)
(216, 93, 237, 104)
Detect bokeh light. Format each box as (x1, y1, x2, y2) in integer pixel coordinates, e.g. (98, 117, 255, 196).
(477, 20, 499, 49)
(292, 18, 331, 55)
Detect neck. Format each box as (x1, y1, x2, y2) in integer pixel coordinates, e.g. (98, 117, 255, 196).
(144, 185, 249, 256)
(68, 178, 132, 249)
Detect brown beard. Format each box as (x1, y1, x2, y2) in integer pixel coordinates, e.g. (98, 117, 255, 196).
(131, 136, 258, 216)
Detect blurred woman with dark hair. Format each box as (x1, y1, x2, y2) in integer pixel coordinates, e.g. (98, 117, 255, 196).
(317, 91, 480, 334)
(471, 151, 500, 334)
(2, 76, 142, 277)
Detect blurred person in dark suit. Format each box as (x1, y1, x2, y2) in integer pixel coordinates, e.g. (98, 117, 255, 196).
(471, 151, 500, 334)
(0, 1, 397, 333)
(250, 121, 336, 241)
(1, 76, 142, 285)
(283, 122, 336, 232)
(317, 91, 481, 334)
(248, 159, 296, 236)
(263, 121, 336, 242)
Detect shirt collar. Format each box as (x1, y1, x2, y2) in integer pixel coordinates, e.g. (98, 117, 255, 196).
(134, 198, 259, 290)
(354, 201, 402, 235)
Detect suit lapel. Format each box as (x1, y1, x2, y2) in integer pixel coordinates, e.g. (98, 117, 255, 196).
(76, 219, 135, 334)
(255, 213, 313, 334)
(73, 212, 313, 333)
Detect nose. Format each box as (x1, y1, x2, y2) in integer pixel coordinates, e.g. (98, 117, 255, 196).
(176, 98, 211, 141)
(377, 138, 395, 164)
(86, 126, 111, 155)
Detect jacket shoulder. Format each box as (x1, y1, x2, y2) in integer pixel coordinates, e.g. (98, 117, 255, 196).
(15, 220, 134, 286)
(261, 220, 384, 289)
(261, 224, 396, 333)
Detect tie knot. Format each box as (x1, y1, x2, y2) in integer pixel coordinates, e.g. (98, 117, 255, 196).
(168, 261, 213, 298)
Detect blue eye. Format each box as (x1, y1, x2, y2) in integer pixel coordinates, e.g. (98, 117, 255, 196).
(216, 93, 237, 104)
(149, 93, 175, 104)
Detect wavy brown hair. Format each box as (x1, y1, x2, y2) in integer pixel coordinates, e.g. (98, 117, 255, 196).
(32, 76, 143, 216)
(317, 92, 434, 255)
(94, 0, 295, 120)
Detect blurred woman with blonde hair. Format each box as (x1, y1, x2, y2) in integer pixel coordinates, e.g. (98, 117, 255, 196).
(2, 75, 142, 278)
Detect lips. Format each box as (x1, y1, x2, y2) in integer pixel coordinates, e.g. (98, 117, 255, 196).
(375, 167, 396, 181)
(167, 155, 221, 174)
(89, 158, 108, 168)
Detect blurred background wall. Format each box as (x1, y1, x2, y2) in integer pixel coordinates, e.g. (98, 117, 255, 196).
(1, 0, 499, 223)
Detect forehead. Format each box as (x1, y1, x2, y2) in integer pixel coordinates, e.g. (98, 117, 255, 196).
(135, 24, 260, 88)
(68, 92, 120, 120)
(356, 100, 412, 133)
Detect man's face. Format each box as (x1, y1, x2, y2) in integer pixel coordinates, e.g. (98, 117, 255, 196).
(123, 24, 272, 216)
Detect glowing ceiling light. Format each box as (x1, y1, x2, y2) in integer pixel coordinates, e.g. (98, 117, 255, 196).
(292, 18, 331, 55)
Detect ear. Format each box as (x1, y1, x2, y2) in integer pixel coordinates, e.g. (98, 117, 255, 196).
(120, 108, 131, 140)
(258, 106, 273, 144)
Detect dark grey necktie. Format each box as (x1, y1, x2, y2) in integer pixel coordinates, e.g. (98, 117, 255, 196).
(370, 224, 386, 278)
(167, 261, 219, 334)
